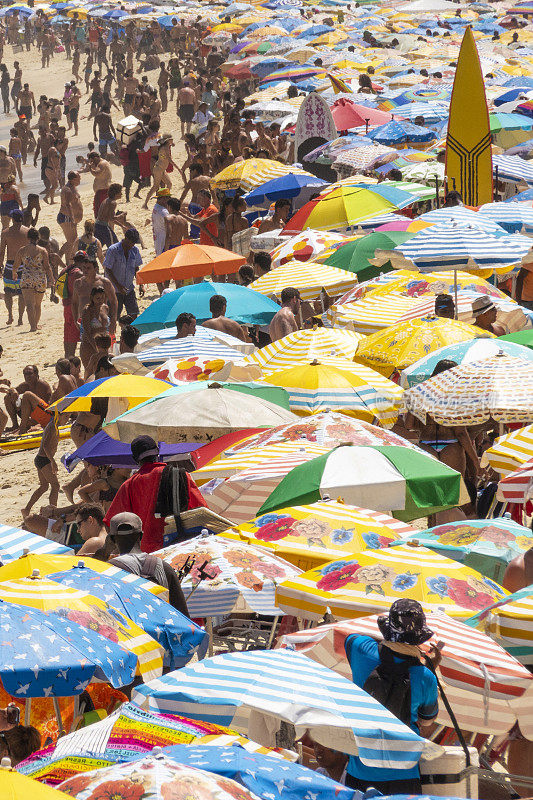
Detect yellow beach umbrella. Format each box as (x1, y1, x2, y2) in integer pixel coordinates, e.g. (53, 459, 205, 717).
(212, 159, 307, 192)
(242, 327, 364, 372)
(249, 260, 357, 301)
(0, 576, 164, 680)
(51, 374, 170, 414)
(0, 769, 66, 800)
(247, 25, 286, 37)
(226, 500, 416, 571)
(260, 361, 403, 426)
(66, 6, 87, 17)
(354, 317, 494, 377)
(275, 544, 508, 622)
(363, 269, 509, 301)
(211, 22, 243, 31)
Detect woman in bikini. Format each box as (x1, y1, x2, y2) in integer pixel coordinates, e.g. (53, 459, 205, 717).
(142, 134, 177, 209)
(80, 286, 110, 369)
(44, 140, 60, 204)
(16, 227, 52, 332)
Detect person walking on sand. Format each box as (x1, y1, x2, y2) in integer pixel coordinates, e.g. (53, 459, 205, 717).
(0, 208, 28, 326)
(142, 135, 177, 209)
(177, 80, 196, 138)
(85, 151, 112, 217)
(104, 228, 142, 318)
(57, 171, 83, 261)
(15, 227, 53, 332)
(80, 285, 110, 369)
(71, 254, 117, 339)
(43, 139, 60, 205)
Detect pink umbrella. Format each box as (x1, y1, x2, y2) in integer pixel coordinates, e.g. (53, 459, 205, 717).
(330, 98, 392, 131)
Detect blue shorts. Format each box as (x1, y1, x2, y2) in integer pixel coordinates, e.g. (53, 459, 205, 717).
(0, 199, 18, 217)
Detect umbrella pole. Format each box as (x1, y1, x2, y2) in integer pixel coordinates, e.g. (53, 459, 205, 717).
(454, 269, 458, 319)
(24, 698, 31, 726)
(53, 697, 65, 738)
(435, 176, 440, 209)
(206, 616, 214, 657)
(266, 615, 279, 649)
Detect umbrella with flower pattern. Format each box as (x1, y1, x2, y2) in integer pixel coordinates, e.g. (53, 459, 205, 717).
(225, 500, 417, 571)
(155, 533, 301, 617)
(274, 544, 508, 622)
(56, 752, 261, 800)
(400, 519, 533, 583)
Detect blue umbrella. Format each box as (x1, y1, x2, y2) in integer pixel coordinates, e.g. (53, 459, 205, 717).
(0, 598, 136, 697)
(48, 565, 208, 669)
(244, 173, 327, 206)
(493, 153, 533, 185)
(479, 201, 533, 233)
(133, 281, 280, 333)
(103, 8, 128, 18)
(368, 120, 435, 145)
(249, 57, 291, 78)
(62, 430, 201, 472)
(296, 24, 334, 37)
(505, 186, 533, 202)
(158, 744, 355, 800)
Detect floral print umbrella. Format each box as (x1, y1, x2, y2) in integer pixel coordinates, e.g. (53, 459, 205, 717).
(57, 752, 260, 800)
(155, 534, 301, 617)
(402, 519, 533, 584)
(226, 500, 416, 571)
(275, 543, 508, 622)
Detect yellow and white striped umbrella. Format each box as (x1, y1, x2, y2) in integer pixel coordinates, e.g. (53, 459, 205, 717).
(482, 424, 533, 477)
(330, 294, 436, 335)
(194, 442, 329, 482)
(0, 577, 164, 681)
(242, 327, 364, 372)
(212, 159, 307, 192)
(260, 362, 403, 426)
(479, 594, 533, 670)
(249, 260, 358, 301)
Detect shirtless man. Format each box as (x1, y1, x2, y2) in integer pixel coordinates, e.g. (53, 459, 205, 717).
(0, 208, 27, 325)
(201, 295, 247, 342)
(0, 146, 17, 187)
(94, 182, 127, 247)
(269, 287, 301, 342)
(85, 151, 112, 217)
(44, 139, 60, 204)
(13, 116, 29, 165)
(179, 163, 210, 208)
(8, 128, 22, 182)
(17, 358, 77, 436)
(178, 80, 196, 138)
(164, 197, 188, 251)
(93, 104, 116, 158)
(33, 127, 54, 194)
(258, 198, 291, 235)
(123, 70, 139, 116)
(4, 364, 51, 432)
(58, 171, 83, 261)
(68, 81, 81, 136)
(158, 62, 170, 112)
(16, 83, 35, 124)
(71, 256, 118, 339)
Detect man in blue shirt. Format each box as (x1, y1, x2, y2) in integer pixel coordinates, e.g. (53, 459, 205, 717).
(104, 228, 142, 318)
(344, 599, 440, 794)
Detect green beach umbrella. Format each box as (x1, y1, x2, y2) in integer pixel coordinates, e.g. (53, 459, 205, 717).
(317, 231, 415, 281)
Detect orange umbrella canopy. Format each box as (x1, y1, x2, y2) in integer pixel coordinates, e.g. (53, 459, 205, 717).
(136, 243, 246, 283)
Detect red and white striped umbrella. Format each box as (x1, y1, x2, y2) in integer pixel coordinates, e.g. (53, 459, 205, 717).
(497, 460, 533, 503)
(278, 612, 532, 735)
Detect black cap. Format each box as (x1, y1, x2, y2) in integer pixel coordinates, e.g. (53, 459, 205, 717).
(125, 227, 140, 244)
(131, 435, 159, 464)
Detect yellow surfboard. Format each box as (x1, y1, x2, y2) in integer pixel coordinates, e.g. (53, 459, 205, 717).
(446, 27, 493, 206)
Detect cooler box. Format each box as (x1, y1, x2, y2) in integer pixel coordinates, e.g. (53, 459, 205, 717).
(420, 745, 479, 798)
(116, 115, 142, 145)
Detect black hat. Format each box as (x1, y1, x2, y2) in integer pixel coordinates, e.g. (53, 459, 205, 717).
(377, 599, 433, 645)
(131, 435, 159, 463)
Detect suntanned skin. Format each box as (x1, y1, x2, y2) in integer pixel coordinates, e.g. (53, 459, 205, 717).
(0, 217, 28, 324)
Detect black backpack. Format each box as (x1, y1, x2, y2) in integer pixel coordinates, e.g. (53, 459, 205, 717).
(362, 643, 419, 728)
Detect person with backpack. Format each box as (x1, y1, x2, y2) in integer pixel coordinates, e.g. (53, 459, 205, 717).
(56, 249, 84, 357)
(344, 599, 441, 793)
(108, 510, 189, 617)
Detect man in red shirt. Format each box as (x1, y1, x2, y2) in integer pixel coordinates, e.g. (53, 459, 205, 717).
(103, 436, 206, 552)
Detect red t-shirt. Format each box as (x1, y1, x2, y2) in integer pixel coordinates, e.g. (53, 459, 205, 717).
(103, 462, 207, 553)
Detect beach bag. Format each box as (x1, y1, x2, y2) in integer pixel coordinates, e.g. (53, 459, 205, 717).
(55, 45, 65, 53)
(362, 643, 418, 728)
(55, 264, 76, 301)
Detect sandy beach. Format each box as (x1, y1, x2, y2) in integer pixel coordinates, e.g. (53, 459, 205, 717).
(0, 43, 185, 527)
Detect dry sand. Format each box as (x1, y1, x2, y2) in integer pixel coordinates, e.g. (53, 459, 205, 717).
(0, 42, 186, 527)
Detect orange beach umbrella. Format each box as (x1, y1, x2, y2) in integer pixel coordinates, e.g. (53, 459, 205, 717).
(136, 243, 246, 284)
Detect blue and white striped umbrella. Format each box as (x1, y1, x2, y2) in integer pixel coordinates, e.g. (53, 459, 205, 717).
(394, 102, 449, 124)
(0, 523, 72, 563)
(418, 207, 506, 234)
(132, 338, 243, 368)
(386, 223, 532, 273)
(479, 202, 533, 234)
(493, 154, 533, 186)
(132, 649, 427, 767)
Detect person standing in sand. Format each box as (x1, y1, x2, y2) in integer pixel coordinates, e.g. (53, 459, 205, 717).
(0, 176, 21, 231)
(72, 255, 117, 339)
(164, 198, 188, 252)
(94, 182, 127, 247)
(0, 147, 17, 189)
(15, 227, 53, 332)
(43, 140, 60, 205)
(8, 129, 23, 183)
(85, 151, 112, 217)
(142, 135, 177, 209)
(177, 81, 196, 138)
(0, 208, 28, 326)
(57, 171, 83, 261)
